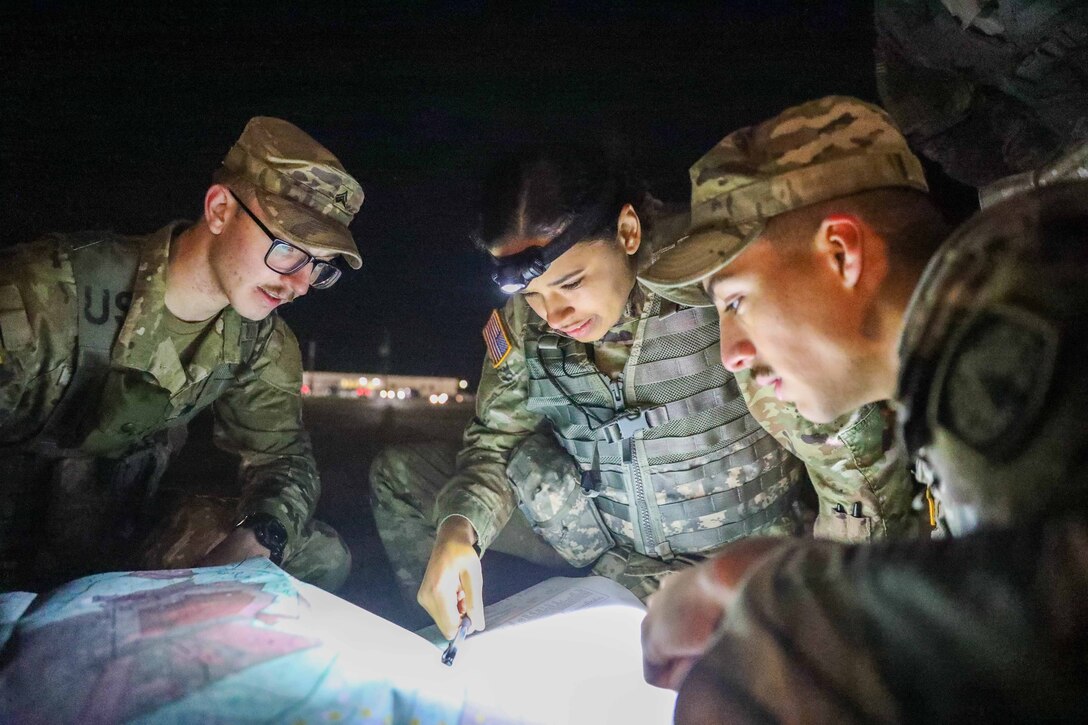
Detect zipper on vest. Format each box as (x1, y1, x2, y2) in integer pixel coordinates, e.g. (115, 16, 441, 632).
(628, 438, 658, 554)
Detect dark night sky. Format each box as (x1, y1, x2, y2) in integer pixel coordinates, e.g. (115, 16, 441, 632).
(1, 1, 971, 383)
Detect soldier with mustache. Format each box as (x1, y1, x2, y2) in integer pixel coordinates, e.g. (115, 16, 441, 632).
(0, 117, 362, 592)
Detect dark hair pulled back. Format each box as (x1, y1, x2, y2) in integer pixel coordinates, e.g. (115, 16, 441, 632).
(475, 143, 647, 252)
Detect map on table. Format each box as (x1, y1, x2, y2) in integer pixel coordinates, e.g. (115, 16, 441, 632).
(0, 559, 675, 724)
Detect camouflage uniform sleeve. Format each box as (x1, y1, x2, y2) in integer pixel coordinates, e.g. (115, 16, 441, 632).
(736, 368, 922, 542)
(433, 297, 545, 551)
(0, 238, 76, 436)
(679, 516, 1088, 723)
(211, 317, 318, 552)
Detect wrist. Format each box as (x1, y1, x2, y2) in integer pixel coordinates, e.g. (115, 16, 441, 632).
(235, 513, 288, 565)
(437, 515, 481, 556)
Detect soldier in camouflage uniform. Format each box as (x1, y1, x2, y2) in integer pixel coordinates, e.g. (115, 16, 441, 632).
(875, 0, 1088, 191)
(370, 144, 918, 641)
(0, 117, 361, 592)
(639, 97, 1088, 720)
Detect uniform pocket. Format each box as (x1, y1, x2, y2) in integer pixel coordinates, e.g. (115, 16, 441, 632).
(507, 432, 614, 567)
(813, 508, 872, 543)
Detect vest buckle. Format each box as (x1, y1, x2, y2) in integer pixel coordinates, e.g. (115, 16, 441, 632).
(601, 406, 670, 444)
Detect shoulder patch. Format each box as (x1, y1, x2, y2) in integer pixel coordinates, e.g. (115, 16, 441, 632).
(482, 308, 512, 367)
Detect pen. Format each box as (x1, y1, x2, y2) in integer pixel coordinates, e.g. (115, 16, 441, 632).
(441, 615, 472, 666)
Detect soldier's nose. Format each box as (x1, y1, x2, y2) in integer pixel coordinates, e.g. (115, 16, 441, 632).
(545, 303, 575, 330)
(721, 337, 756, 372)
(286, 267, 311, 298)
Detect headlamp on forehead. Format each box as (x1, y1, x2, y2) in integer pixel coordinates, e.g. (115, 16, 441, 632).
(491, 246, 551, 293)
(489, 203, 612, 294)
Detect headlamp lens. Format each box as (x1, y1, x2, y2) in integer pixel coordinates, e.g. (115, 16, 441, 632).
(491, 247, 546, 294)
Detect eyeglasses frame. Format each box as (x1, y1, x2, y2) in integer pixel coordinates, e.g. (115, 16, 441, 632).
(228, 189, 342, 289)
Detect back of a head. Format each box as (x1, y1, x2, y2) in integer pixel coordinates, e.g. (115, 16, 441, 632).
(898, 181, 1088, 534)
(476, 144, 644, 253)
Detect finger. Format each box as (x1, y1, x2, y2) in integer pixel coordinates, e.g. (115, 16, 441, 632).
(460, 558, 485, 631)
(417, 571, 462, 640)
(664, 655, 699, 691)
(643, 657, 685, 690)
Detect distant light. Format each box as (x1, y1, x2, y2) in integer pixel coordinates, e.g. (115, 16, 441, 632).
(301, 384, 311, 395)
(358, 376, 367, 386)
(372, 377, 382, 386)
(458, 379, 469, 390)
(379, 390, 388, 399)
(455, 394, 464, 403)
(429, 394, 439, 404)
(438, 393, 448, 404)
(396, 390, 406, 400)
(355, 387, 364, 397)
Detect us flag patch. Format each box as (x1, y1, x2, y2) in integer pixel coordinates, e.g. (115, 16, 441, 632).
(482, 309, 512, 367)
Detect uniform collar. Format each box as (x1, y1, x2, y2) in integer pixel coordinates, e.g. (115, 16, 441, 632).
(113, 222, 245, 394)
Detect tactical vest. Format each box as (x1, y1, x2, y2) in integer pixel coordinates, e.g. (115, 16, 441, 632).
(16, 231, 262, 457)
(522, 294, 804, 560)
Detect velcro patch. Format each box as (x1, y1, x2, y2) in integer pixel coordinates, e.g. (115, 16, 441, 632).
(935, 306, 1058, 456)
(482, 309, 512, 367)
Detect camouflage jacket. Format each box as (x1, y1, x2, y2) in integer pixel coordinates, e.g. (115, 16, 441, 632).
(0, 224, 320, 550)
(683, 514, 1088, 722)
(737, 371, 922, 541)
(435, 288, 631, 550)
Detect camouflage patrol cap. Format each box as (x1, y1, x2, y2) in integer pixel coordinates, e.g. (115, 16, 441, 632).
(640, 96, 928, 306)
(222, 117, 365, 269)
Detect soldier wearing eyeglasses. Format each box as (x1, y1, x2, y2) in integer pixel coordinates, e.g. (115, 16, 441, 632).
(0, 117, 361, 592)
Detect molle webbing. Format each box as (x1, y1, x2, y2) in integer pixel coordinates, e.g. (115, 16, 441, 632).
(591, 432, 783, 493)
(523, 296, 801, 556)
(594, 464, 793, 522)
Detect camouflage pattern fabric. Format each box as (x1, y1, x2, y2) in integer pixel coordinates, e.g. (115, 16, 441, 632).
(0, 437, 176, 589)
(672, 184, 1088, 721)
(370, 440, 699, 604)
(590, 547, 704, 602)
(369, 440, 578, 602)
(0, 226, 335, 590)
(637, 97, 927, 542)
(220, 116, 365, 268)
(505, 432, 615, 568)
(141, 495, 350, 592)
(677, 517, 1088, 724)
(736, 369, 924, 542)
(639, 96, 928, 308)
(875, 0, 1088, 188)
(422, 222, 812, 599)
(521, 290, 805, 558)
(898, 181, 1088, 534)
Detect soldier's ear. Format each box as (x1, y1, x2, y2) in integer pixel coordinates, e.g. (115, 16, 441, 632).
(204, 184, 233, 235)
(616, 204, 642, 256)
(816, 214, 865, 289)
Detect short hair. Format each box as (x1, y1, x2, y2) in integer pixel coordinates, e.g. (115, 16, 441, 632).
(211, 168, 258, 200)
(765, 188, 951, 278)
(474, 144, 647, 253)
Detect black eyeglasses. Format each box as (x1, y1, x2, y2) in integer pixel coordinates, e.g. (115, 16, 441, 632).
(229, 189, 342, 289)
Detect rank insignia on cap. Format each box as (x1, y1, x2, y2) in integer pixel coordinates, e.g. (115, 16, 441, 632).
(482, 309, 512, 367)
